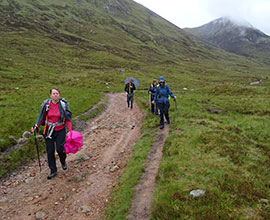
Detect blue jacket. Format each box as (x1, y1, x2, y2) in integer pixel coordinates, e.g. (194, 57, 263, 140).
(148, 84, 157, 97)
(154, 83, 174, 104)
(35, 98, 72, 126)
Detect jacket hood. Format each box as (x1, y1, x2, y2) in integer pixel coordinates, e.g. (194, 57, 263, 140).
(158, 77, 165, 83)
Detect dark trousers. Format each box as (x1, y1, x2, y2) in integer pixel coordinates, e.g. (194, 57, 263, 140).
(127, 93, 134, 108)
(150, 95, 158, 114)
(44, 128, 66, 173)
(158, 102, 170, 126)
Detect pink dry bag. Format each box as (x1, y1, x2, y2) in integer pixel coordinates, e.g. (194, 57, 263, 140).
(64, 130, 83, 154)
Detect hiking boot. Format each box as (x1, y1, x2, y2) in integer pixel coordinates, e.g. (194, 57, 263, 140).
(160, 125, 164, 129)
(167, 120, 170, 125)
(62, 162, 67, 170)
(47, 172, 57, 180)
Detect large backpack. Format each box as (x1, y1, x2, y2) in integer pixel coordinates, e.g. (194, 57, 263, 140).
(45, 99, 66, 112)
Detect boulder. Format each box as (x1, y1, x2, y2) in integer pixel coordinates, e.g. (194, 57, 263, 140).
(78, 206, 91, 214)
(18, 138, 28, 144)
(22, 131, 32, 139)
(190, 189, 205, 198)
(35, 211, 46, 219)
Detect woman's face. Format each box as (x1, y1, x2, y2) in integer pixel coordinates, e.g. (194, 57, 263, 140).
(160, 81, 164, 85)
(50, 89, 60, 102)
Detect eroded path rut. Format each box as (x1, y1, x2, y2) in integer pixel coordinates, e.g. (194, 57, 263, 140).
(128, 126, 169, 220)
(0, 93, 144, 220)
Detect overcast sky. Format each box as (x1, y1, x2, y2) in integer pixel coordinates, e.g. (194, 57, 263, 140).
(134, 0, 270, 35)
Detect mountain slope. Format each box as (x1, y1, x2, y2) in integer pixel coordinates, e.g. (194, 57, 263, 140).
(0, 0, 270, 149)
(184, 17, 270, 64)
(0, 0, 258, 67)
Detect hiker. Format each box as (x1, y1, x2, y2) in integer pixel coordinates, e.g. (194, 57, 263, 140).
(32, 88, 72, 179)
(125, 78, 136, 109)
(152, 77, 176, 129)
(148, 80, 158, 114)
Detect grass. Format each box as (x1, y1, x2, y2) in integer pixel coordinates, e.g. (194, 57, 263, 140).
(151, 84, 270, 219)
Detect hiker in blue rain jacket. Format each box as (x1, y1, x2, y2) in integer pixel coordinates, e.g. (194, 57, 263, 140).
(152, 77, 176, 129)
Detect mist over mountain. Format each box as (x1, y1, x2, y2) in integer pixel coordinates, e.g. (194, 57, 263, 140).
(184, 17, 270, 64)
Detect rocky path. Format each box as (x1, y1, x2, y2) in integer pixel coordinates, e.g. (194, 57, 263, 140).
(128, 126, 170, 220)
(0, 93, 144, 220)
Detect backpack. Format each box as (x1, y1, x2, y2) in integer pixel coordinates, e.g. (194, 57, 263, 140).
(45, 99, 67, 112)
(157, 84, 170, 99)
(43, 99, 67, 135)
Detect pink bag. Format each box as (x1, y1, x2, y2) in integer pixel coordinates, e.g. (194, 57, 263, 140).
(64, 130, 83, 154)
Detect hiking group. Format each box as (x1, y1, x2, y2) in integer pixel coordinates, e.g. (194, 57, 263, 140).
(150, 77, 176, 129)
(126, 76, 176, 129)
(31, 77, 176, 179)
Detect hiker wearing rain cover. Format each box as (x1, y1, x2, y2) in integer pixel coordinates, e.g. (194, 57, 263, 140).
(125, 78, 136, 109)
(153, 77, 176, 129)
(32, 88, 72, 179)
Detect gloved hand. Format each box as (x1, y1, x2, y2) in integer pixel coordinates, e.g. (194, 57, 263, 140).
(31, 124, 38, 133)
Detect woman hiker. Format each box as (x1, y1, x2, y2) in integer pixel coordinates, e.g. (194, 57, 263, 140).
(32, 88, 72, 179)
(125, 78, 136, 109)
(148, 79, 158, 114)
(152, 77, 176, 129)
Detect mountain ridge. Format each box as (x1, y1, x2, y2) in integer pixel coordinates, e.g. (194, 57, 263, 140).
(184, 17, 270, 64)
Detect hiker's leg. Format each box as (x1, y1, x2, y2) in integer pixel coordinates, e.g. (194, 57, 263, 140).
(127, 95, 130, 108)
(150, 95, 154, 113)
(45, 135, 57, 173)
(151, 103, 155, 113)
(159, 103, 165, 126)
(55, 128, 66, 166)
(164, 102, 170, 124)
(155, 102, 159, 115)
(130, 94, 134, 109)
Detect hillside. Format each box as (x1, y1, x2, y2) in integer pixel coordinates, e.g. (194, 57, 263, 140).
(1, 1, 266, 68)
(1, 1, 270, 219)
(2, 0, 267, 146)
(184, 17, 270, 64)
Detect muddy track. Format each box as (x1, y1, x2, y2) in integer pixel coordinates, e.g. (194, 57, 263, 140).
(0, 93, 144, 220)
(128, 126, 169, 220)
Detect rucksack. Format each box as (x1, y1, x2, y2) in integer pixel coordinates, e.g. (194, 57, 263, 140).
(157, 84, 170, 98)
(45, 99, 67, 112)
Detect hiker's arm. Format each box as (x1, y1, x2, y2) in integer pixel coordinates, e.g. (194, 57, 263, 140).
(167, 86, 176, 100)
(153, 88, 158, 103)
(66, 120, 72, 132)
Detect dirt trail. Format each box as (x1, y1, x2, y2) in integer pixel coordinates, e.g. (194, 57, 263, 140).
(0, 93, 144, 220)
(128, 126, 169, 220)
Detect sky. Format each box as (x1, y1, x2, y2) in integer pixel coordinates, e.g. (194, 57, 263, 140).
(134, 0, 270, 35)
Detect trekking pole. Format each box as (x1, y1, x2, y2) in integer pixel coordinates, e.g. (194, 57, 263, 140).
(174, 100, 180, 122)
(34, 129, 42, 172)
